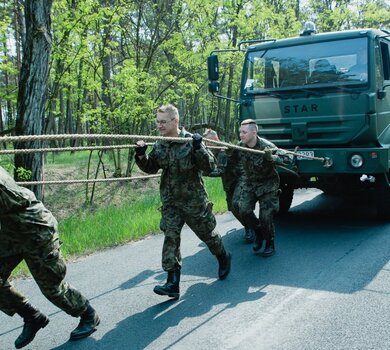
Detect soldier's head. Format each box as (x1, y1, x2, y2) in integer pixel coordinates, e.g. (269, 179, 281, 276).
(156, 104, 180, 137)
(203, 128, 220, 153)
(203, 128, 219, 142)
(239, 119, 258, 147)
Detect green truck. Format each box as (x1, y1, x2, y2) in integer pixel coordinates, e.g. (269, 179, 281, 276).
(207, 23, 390, 218)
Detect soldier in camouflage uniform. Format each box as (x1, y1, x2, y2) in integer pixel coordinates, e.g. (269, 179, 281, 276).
(0, 166, 100, 349)
(202, 129, 255, 243)
(233, 119, 290, 257)
(135, 104, 231, 299)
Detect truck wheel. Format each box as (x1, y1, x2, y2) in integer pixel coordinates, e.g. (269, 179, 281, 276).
(278, 184, 294, 215)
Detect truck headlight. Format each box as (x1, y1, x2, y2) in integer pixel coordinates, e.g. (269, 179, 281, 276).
(349, 154, 364, 168)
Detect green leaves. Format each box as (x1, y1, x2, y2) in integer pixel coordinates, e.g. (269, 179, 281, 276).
(2, 0, 390, 143)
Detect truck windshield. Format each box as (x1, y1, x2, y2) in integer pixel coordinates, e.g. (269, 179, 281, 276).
(243, 37, 368, 94)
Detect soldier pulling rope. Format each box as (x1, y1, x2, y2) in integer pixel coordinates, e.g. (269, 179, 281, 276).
(0, 133, 332, 185)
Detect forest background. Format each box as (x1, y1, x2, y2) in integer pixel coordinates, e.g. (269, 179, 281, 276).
(1, 0, 390, 262)
(1, 1, 390, 175)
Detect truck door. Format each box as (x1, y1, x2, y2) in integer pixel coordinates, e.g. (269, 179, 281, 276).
(376, 39, 390, 147)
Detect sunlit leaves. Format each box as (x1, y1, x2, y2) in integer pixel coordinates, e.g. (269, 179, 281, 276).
(2, 0, 390, 141)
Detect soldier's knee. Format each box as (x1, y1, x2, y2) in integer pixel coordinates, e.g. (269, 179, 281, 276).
(38, 249, 67, 286)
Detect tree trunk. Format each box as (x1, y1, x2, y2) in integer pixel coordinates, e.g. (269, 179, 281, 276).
(14, 0, 53, 200)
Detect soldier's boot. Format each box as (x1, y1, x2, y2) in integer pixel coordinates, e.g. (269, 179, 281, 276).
(69, 303, 100, 341)
(216, 249, 232, 280)
(252, 228, 264, 252)
(15, 302, 50, 349)
(153, 270, 180, 299)
(262, 240, 275, 257)
(244, 227, 255, 244)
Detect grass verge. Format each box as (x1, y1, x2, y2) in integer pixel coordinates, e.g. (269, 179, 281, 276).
(13, 177, 227, 276)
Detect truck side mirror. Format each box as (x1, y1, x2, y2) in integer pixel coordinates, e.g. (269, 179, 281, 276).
(378, 84, 390, 99)
(207, 55, 219, 81)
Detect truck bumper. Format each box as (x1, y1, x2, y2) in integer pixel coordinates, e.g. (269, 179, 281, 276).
(291, 147, 390, 175)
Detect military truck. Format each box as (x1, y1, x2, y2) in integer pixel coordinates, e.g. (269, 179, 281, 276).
(207, 23, 390, 218)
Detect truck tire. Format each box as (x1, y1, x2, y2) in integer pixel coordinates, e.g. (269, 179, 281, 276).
(278, 183, 294, 215)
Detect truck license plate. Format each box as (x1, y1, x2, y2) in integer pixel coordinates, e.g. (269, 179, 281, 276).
(297, 151, 314, 160)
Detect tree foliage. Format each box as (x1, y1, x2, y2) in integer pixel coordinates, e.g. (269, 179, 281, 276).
(1, 0, 390, 176)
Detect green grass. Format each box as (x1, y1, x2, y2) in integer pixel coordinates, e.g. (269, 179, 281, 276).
(204, 177, 228, 213)
(60, 190, 162, 256)
(3, 148, 228, 276)
(46, 149, 124, 168)
(13, 176, 227, 276)
(60, 177, 227, 257)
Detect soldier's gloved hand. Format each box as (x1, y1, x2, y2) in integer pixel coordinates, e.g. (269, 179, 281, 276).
(264, 149, 273, 161)
(135, 142, 147, 157)
(192, 133, 203, 151)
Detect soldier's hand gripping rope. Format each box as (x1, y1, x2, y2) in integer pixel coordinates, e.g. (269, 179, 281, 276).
(192, 133, 203, 151)
(135, 141, 148, 157)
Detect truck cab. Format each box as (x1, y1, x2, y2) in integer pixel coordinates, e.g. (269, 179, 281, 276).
(208, 24, 390, 218)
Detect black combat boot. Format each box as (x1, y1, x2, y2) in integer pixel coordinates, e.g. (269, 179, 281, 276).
(15, 303, 50, 349)
(153, 270, 180, 299)
(70, 303, 100, 341)
(262, 240, 275, 257)
(252, 228, 264, 252)
(216, 250, 232, 280)
(244, 227, 255, 244)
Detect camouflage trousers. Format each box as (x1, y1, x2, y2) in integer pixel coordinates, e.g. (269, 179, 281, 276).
(225, 187, 246, 227)
(232, 184, 279, 241)
(0, 228, 88, 317)
(159, 201, 225, 271)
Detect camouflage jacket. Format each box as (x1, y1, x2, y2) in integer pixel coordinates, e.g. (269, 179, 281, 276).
(238, 136, 281, 194)
(0, 166, 58, 256)
(135, 129, 217, 206)
(205, 149, 241, 193)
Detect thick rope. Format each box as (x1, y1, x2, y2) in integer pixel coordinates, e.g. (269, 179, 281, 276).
(0, 133, 325, 161)
(16, 174, 161, 186)
(1, 133, 331, 185)
(0, 134, 180, 142)
(0, 143, 225, 155)
(203, 138, 329, 162)
(0, 143, 155, 155)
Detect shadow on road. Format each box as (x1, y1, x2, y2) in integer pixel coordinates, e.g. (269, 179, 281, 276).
(52, 253, 266, 350)
(273, 191, 390, 292)
(50, 191, 390, 350)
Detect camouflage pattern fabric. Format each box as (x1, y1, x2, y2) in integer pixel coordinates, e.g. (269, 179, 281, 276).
(159, 201, 224, 271)
(209, 149, 242, 193)
(136, 129, 217, 206)
(204, 149, 245, 225)
(136, 129, 225, 271)
(233, 183, 279, 240)
(0, 166, 88, 317)
(232, 137, 281, 240)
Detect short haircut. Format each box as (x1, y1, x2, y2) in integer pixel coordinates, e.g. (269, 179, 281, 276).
(157, 104, 179, 119)
(241, 118, 258, 131)
(203, 128, 218, 138)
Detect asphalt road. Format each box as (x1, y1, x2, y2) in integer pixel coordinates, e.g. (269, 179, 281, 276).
(1, 189, 390, 350)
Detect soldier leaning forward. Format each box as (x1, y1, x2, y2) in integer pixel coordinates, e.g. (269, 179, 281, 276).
(233, 119, 291, 257)
(203, 129, 255, 243)
(0, 165, 100, 349)
(135, 104, 231, 299)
